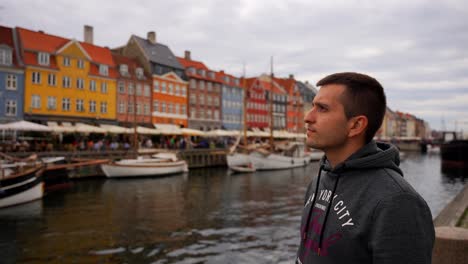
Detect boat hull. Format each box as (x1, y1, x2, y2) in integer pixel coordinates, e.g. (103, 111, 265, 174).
(249, 152, 310, 170)
(101, 160, 188, 178)
(0, 167, 44, 208)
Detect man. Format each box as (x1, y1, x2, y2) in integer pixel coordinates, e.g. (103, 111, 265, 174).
(297, 72, 434, 264)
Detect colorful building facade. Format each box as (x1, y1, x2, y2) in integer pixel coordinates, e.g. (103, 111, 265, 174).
(219, 70, 243, 130)
(0, 26, 24, 123)
(112, 53, 152, 126)
(178, 51, 222, 130)
(120, 32, 188, 127)
(17, 27, 117, 124)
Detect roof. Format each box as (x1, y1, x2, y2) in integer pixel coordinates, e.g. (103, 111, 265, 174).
(258, 74, 287, 94)
(216, 70, 242, 88)
(296, 81, 318, 96)
(0, 26, 21, 67)
(177, 56, 221, 82)
(274, 77, 296, 94)
(132, 35, 184, 70)
(112, 53, 148, 79)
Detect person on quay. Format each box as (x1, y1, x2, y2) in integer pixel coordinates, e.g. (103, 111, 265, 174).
(297, 72, 434, 264)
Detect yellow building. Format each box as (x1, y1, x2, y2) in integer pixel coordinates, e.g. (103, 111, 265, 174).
(17, 27, 117, 124)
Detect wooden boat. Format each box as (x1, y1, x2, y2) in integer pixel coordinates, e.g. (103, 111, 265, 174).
(101, 153, 188, 178)
(229, 163, 256, 173)
(0, 164, 44, 208)
(440, 140, 468, 175)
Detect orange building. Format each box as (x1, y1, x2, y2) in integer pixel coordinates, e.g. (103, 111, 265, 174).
(275, 75, 304, 133)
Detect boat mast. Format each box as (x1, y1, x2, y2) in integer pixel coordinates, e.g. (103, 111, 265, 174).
(242, 63, 248, 146)
(269, 56, 274, 148)
(133, 81, 138, 156)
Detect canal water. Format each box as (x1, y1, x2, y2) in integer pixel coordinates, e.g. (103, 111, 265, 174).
(0, 153, 465, 263)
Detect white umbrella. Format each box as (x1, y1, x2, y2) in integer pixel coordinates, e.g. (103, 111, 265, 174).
(0, 120, 51, 132)
(47, 121, 76, 133)
(181, 128, 205, 136)
(75, 123, 107, 134)
(153, 124, 182, 135)
(100, 124, 132, 134)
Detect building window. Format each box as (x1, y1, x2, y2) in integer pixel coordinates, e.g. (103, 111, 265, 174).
(153, 80, 159, 92)
(100, 102, 108, 114)
(199, 94, 205, 105)
(144, 85, 150, 96)
(144, 103, 150, 115)
(89, 100, 96, 113)
(62, 76, 71, 88)
(199, 80, 205, 90)
(135, 67, 144, 79)
(168, 83, 173, 94)
(190, 79, 196, 89)
(118, 101, 125, 114)
(101, 82, 108, 93)
(77, 78, 85, 89)
(136, 84, 142, 96)
(175, 104, 180, 115)
(77, 59, 85, 69)
(207, 82, 212, 91)
(63, 56, 70, 66)
(206, 110, 212, 119)
(190, 94, 196, 104)
(136, 103, 141, 115)
(48, 73, 56, 86)
(31, 95, 41, 109)
(207, 96, 212, 106)
(168, 103, 173, 114)
(6, 74, 17, 90)
(62, 98, 71, 111)
(175, 85, 180, 95)
(190, 109, 195, 118)
(32, 72, 41, 84)
(120, 64, 128, 74)
(161, 82, 166, 93)
(89, 80, 96, 91)
(153, 100, 159, 112)
(181, 105, 186, 115)
(128, 83, 134, 94)
(161, 102, 166, 113)
(76, 99, 84, 112)
(99, 64, 109, 76)
(47, 96, 56, 110)
(128, 103, 134, 114)
(214, 110, 219, 120)
(0, 48, 12, 65)
(181, 86, 186, 97)
(116, 81, 124, 93)
(38, 52, 50, 66)
(5, 100, 17, 116)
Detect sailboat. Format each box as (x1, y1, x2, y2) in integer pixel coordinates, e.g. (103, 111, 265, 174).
(100, 68, 188, 178)
(227, 58, 311, 172)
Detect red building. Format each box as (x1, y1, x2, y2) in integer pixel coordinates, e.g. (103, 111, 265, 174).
(112, 53, 152, 126)
(275, 75, 304, 132)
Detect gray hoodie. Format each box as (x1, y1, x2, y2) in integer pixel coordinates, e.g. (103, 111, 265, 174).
(296, 141, 435, 264)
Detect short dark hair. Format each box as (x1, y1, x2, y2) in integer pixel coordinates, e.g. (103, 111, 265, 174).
(316, 72, 386, 143)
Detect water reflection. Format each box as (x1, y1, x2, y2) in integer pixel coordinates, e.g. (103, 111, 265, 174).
(0, 155, 464, 263)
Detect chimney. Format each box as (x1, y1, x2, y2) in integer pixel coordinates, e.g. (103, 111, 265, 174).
(84, 25, 93, 44)
(289, 74, 294, 79)
(184, 50, 191, 60)
(305, 80, 309, 84)
(220, 70, 225, 74)
(147, 31, 156, 44)
(38, 30, 45, 34)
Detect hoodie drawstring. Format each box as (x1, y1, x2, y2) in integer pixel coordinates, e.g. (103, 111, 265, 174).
(302, 164, 342, 257)
(303, 164, 324, 240)
(318, 172, 340, 255)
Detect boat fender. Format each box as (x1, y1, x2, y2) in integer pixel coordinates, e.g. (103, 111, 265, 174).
(291, 159, 294, 164)
(304, 160, 307, 165)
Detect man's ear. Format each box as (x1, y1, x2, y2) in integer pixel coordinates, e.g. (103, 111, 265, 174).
(348, 115, 368, 138)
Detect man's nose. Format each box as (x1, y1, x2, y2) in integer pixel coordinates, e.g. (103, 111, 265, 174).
(304, 108, 315, 123)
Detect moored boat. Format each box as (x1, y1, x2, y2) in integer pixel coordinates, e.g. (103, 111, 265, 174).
(101, 159, 188, 178)
(0, 164, 44, 208)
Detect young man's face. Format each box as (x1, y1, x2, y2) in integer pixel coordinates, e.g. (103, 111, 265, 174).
(304, 84, 350, 151)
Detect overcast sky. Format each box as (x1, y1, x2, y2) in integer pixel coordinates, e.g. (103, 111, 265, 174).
(2, 0, 468, 131)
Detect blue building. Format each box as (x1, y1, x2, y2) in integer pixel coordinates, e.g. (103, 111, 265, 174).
(219, 71, 244, 130)
(0, 26, 24, 123)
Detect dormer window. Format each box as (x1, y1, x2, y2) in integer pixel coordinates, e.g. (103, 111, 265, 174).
(120, 64, 128, 74)
(224, 76, 230, 83)
(99, 64, 109, 76)
(135, 67, 144, 79)
(208, 71, 215, 79)
(0, 47, 12, 65)
(234, 79, 240, 86)
(198, 69, 206, 77)
(187, 67, 196, 75)
(38, 52, 50, 66)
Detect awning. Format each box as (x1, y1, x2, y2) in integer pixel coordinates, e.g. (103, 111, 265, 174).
(205, 129, 238, 137)
(75, 123, 107, 134)
(0, 120, 51, 132)
(100, 124, 132, 134)
(47, 121, 76, 133)
(136, 126, 161, 135)
(181, 128, 205, 136)
(153, 124, 182, 135)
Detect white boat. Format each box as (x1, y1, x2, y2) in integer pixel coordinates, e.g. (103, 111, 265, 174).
(229, 164, 256, 173)
(227, 142, 311, 171)
(0, 164, 44, 208)
(101, 154, 188, 178)
(305, 149, 324, 161)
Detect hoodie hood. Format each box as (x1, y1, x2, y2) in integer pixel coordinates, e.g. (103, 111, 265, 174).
(320, 141, 403, 176)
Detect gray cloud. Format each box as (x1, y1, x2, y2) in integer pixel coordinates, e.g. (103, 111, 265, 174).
(2, 0, 467, 130)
